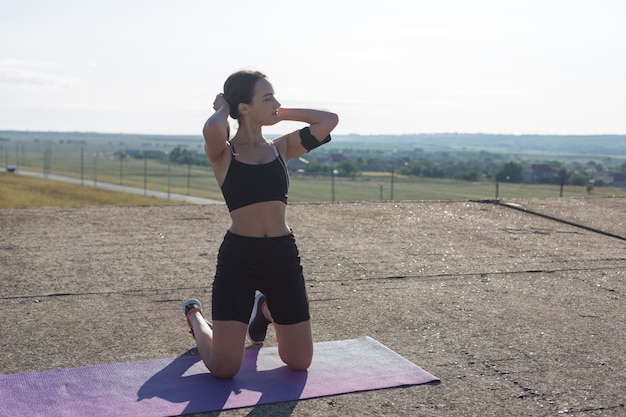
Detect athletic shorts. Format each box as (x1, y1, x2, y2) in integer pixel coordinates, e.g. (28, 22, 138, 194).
(211, 230, 311, 325)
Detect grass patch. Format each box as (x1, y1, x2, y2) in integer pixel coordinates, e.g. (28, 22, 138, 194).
(3, 170, 625, 209)
(288, 174, 626, 202)
(0, 172, 178, 208)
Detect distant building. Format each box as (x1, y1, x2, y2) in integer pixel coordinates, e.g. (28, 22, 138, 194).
(612, 172, 626, 187)
(324, 153, 347, 167)
(530, 164, 556, 183)
(593, 172, 614, 185)
(288, 157, 309, 173)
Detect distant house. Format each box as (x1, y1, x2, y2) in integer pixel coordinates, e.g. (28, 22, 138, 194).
(521, 167, 533, 183)
(324, 153, 347, 167)
(612, 172, 626, 187)
(288, 157, 309, 174)
(531, 164, 556, 183)
(593, 172, 614, 185)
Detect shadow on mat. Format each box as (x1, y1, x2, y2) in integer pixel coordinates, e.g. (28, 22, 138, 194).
(137, 347, 307, 416)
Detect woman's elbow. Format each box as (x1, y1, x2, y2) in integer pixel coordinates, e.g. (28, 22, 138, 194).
(327, 112, 339, 130)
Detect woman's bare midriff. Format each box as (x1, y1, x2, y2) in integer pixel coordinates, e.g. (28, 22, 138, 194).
(228, 201, 291, 237)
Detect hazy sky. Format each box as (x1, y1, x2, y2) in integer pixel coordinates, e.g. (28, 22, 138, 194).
(1, 0, 625, 136)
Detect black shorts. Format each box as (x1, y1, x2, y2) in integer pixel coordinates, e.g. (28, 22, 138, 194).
(211, 231, 311, 325)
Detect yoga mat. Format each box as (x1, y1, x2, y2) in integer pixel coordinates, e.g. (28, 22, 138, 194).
(0, 336, 439, 417)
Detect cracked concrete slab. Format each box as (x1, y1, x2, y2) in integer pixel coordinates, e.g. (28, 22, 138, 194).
(1, 199, 625, 416)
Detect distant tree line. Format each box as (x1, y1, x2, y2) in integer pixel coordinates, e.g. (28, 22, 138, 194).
(126, 147, 210, 167)
(127, 145, 626, 189)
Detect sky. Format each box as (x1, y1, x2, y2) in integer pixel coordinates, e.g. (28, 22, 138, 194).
(1, 0, 625, 136)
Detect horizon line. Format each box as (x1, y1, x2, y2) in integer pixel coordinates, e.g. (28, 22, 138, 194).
(2, 129, 626, 138)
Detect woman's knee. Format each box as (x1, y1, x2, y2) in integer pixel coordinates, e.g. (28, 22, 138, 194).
(283, 354, 312, 372)
(275, 320, 313, 370)
(205, 320, 248, 379)
(206, 359, 242, 379)
(278, 341, 313, 371)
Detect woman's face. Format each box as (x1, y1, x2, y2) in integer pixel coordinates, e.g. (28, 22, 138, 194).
(246, 78, 281, 125)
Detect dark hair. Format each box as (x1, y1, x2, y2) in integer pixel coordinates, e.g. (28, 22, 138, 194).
(223, 70, 267, 119)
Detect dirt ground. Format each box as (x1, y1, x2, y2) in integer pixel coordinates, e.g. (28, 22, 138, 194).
(1, 197, 625, 416)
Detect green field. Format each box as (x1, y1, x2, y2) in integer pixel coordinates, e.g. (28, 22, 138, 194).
(3, 167, 626, 210)
(288, 173, 626, 202)
(3, 130, 626, 208)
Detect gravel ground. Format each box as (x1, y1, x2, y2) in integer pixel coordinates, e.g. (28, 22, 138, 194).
(1, 197, 625, 416)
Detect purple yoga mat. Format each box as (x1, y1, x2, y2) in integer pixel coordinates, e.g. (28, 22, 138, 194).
(0, 336, 439, 417)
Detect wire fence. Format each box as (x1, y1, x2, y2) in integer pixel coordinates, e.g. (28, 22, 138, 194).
(3, 142, 626, 203)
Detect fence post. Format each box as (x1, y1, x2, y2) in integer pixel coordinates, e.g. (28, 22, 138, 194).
(331, 169, 337, 202)
(390, 168, 395, 201)
(167, 156, 171, 200)
(144, 154, 148, 196)
(119, 152, 125, 185)
(93, 156, 98, 188)
(43, 146, 51, 178)
(187, 163, 191, 195)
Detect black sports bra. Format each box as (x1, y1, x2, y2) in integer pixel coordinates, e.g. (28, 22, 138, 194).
(220, 141, 290, 212)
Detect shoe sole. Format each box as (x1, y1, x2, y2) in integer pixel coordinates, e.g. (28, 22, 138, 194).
(247, 293, 264, 344)
(182, 298, 202, 317)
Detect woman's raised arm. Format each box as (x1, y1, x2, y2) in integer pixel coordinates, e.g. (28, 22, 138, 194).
(202, 94, 231, 164)
(276, 108, 339, 160)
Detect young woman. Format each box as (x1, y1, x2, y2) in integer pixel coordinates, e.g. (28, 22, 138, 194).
(183, 70, 338, 379)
